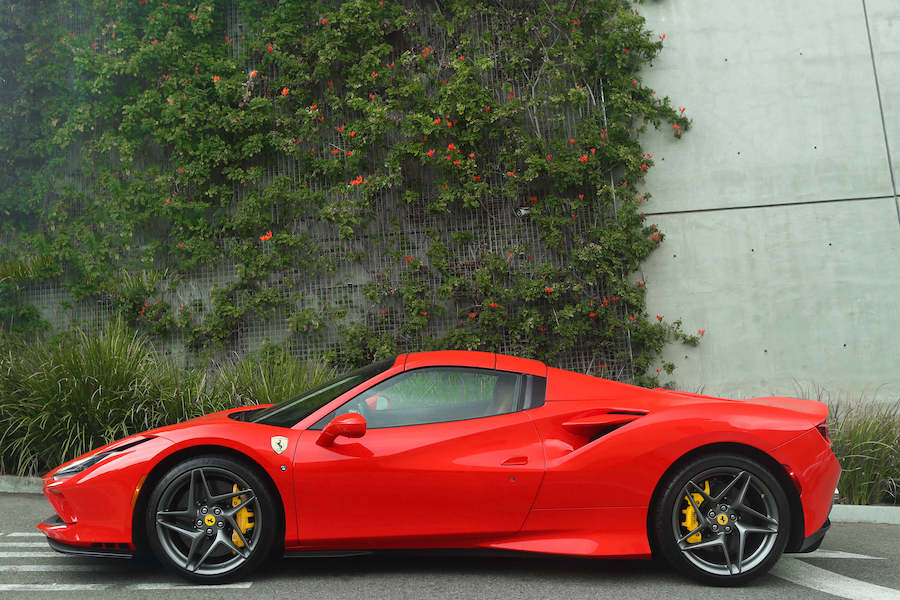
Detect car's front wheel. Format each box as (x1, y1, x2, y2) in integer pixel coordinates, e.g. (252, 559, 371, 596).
(146, 455, 278, 583)
(652, 453, 791, 586)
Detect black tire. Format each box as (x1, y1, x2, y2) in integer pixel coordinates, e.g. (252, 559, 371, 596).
(145, 455, 279, 584)
(652, 453, 790, 586)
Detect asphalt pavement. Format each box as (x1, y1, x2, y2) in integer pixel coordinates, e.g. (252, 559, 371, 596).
(1, 492, 898, 599)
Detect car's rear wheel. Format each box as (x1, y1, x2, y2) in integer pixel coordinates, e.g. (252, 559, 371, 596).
(146, 455, 277, 583)
(652, 453, 790, 586)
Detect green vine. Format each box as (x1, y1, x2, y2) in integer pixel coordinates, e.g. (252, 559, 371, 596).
(0, 0, 699, 386)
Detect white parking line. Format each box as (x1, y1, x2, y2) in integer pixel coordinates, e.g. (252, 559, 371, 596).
(806, 550, 885, 560)
(128, 582, 253, 589)
(0, 551, 57, 558)
(0, 542, 49, 548)
(772, 556, 900, 600)
(0, 584, 111, 591)
(0, 582, 253, 591)
(0, 565, 107, 572)
(3, 532, 43, 537)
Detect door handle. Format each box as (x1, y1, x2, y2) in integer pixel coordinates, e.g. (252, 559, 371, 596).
(501, 456, 528, 466)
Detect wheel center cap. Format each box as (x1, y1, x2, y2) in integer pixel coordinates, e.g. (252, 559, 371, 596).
(716, 513, 729, 525)
(204, 514, 217, 527)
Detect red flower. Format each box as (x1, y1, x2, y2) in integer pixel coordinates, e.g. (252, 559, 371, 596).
(162, 74, 169, 80)
(177, 167, 184, 173)
(673, 123, 680, 130)
(578, 194, 584, 200)
(651, 232, 660, 242)
(250, 70, 258, 78)
(631, 79, 637, 86)
(281, 87, 289, 96)
(657, 314, 663, 321)
(508, 89, 515, 99)
(544, 287, 553, 293)
(321, 18, 328, 25)
(346, 151, 352, 156)
(489, 302, 498, 308)
(349, 131, 356, 137)
(422, 311, 428, 316)
(640, 163, 648, 170)
(659, 33, 666, 40)
(637, 280, 645, 287)
(369, 93, 375, 100)
(433, 117, 441, 124)
(468, 312, 477, 319)
(506, 171, 515, 177)
(679, 106, 686, 113)
(426, 149, 435, 157)
(573, 19, 580, 25)
(452, 160, 460, 165)
(698, 329, 706, 335)
(177, 243, 184, 248)
(590, 147, 596, 154)
(404, 256, 413, 262)
(530, 196, 537, 203)
(328, 81, 333, 87)
(589, 312, 597, 318)
(571, 213, 578, 219)
(569, 138, 575, 144)
(336, 125, 344, 131)
(623, 48, 629, 55)
(578, 154, 588, 163)
(371, 72, 378, 78)
(538, 326, 546, 332)
(447, 143, 455, 150)
(330, 149, 340, 154)
(468, 152, 475, 158)
(267, 44, 273, 52)
(473, 175, 481, 181)
(213, 75, 220, 82)
(189, 13, 196, 19)
(259, 230, 273, 241)
(459, 56, 465, 61)
(546, 154, 552, 161)
(484, 106, 490, 111)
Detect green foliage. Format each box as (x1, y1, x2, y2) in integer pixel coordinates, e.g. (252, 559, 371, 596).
(0, 321, 332, 475)
(1, 0, 696, 385)
(829, 401, 900, 505)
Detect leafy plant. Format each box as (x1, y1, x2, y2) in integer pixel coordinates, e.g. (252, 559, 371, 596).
(829, 400, 900, 505)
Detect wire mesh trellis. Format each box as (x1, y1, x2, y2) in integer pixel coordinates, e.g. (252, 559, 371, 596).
(15, 1, 636, 381)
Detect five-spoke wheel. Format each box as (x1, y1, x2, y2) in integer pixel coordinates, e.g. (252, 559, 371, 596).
(146, 456, 277, 583)
(653, 453, 790, 585)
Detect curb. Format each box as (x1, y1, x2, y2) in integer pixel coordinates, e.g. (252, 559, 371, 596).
(0, 475, 43, 494)
(830, 504, 900, 525)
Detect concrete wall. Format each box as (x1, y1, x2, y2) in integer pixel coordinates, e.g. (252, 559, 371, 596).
(637, 0, 899, 401)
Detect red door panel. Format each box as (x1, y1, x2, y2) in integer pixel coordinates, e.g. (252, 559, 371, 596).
(292, 412, 544, 547)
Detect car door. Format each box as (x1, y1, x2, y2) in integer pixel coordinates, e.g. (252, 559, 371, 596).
(291, 367, 545, 547)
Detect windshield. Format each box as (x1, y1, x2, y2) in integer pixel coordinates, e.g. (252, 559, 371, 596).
(250, 358, 396, 428)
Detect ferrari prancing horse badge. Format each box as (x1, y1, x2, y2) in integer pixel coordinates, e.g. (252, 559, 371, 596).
(271, 436, 288, 455)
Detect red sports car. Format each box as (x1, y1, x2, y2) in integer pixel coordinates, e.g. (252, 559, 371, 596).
(38, 351, 839, 586)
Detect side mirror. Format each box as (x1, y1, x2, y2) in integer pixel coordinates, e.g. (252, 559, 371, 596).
(316, 413, 367, 447)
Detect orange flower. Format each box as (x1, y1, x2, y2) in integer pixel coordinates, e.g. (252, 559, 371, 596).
(371, 71, 378, 78)
(651, 232, 660, 242)
(578, 193, 584, 199)
(281, 87, 289, 96)
(473, 175, 481, 181)
(578, 154, 588, 163)
(336, 125, 344, 131)
(213, 75, 220, 82)
(267, 44, 273, 52)
(453, 160, 460, 165)
(404, 256, 413, 263)
(544, 287, 553, 293)
(698, 329, 706, 335)
(489, 302, 498, 308)
(259, 230, 273, 241)
(589, 312, 597, 318)
(468, 312, 477, 318)
(657, 314, 663, 321)
(506, 171, 515, 177)
(433, 117, 441, 124)
(349, 131, 355, 137)
(321, 18, 328, 25)
(447, 143, 455, 150)
(250, 70, 258, 78)
(468, 152, 475, 158)
(368, 93, 375, 100)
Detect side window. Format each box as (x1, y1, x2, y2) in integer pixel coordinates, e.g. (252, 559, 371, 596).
(313, 367, 520, 429)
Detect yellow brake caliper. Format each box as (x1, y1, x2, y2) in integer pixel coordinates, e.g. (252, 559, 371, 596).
(681, 480, 710, 543)
(231, 484, 255, 549)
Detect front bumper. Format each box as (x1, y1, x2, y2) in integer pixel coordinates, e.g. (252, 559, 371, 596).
(42, 515, 133, 559)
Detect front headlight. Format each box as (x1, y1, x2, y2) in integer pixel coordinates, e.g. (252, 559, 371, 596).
(52, 436, 153, 479)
